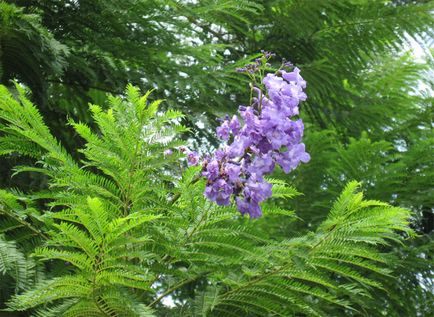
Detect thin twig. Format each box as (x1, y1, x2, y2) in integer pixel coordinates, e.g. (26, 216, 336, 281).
(148, 272, 209, 307)
(0, 207, 49, 240)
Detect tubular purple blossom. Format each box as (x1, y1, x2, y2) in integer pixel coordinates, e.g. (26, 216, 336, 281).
(186, 55, 310, 218)
(216, 120, 230, 140)
(187, 151, 199, 166)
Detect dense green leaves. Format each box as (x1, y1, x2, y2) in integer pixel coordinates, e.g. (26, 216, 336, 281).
(0, 0, 433, 316)
(0, 85, 418, 316)
(0, 2, 68, 104)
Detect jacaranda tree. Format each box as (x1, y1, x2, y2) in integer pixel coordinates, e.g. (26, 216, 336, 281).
(0, 76, 414, 316)
(0, 1, 433, 316)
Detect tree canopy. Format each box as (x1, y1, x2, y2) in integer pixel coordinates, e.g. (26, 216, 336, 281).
(0, 1, 433, 316)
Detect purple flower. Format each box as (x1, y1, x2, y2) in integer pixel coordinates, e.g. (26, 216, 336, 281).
(248, 154, 275, 177)
(281, 67, 306, 88)
(255, 137, 273, 154)
(260, 50, 275, 59)
(225, 163, 241, 182)
(227, 136, 250, 158)
(217, 120, 230, 140)
(203, 159, 219, 181)
(239, 106, 258, 128)
(187, 151, 199, 166)
(236, 197, 262, 218)
(261, 103, 285, 128)
(205, 179, 233, 206)
(214, 149, 226, 161)
(285, 119, 304, 145)
(263, 73, 285, 93)
(164, 149, 173, 156)
(244, 176, 272, 203)
(197, 63, 309, 218)
(276, 143, 310, 173)
(229, 115, 240, 134)
(236, 197, 250, 215)
(265, 128, 290, 150)
(286, 82, 307, 102)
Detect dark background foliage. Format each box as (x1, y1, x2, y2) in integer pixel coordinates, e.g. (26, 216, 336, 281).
(1, 0, 433, 316)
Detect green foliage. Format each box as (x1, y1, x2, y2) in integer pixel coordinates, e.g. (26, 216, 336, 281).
(0, 85, 415, 316)
(202, 181, 412, 317)
(0, 234, 35, 294)
(3, 1, 431, 136)
(0, 2, 68, 103)
(8, 197, 159, 316)
(0, 0, 433, 315)
(253, 0, 433, 132)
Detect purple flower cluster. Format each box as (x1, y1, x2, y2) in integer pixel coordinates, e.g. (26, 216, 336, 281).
(193, 66, 310, 218)
(236, 51, 275, 74)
